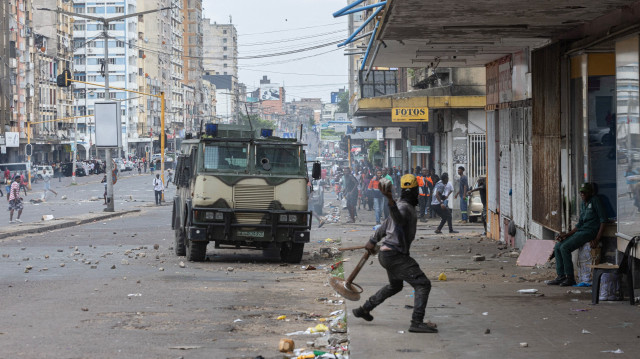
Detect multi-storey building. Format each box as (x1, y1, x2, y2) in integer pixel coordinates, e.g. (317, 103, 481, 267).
(168, 0, 184, 140)
(0, 2, 13, 162)
(182, 0, 204, 123)
(32, 0, 74, 163)
(1, 0, 35, 163)
(203, 19, 238, 120)
(71, 0, 139, 158)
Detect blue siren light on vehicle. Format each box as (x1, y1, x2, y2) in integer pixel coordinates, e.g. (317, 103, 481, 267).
(260, 129, 274, 138)
(205, 123, 218, 137)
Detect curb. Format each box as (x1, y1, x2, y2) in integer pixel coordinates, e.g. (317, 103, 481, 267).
(0, 209, 142, 240)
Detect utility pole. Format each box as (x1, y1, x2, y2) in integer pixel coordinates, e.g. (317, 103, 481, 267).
(40, 5, 171, 212)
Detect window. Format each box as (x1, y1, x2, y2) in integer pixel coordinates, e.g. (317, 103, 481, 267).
(223, 55, 227, 60)
(116, 7, 124, 13)
(74, 57, 85, 65)
(255, 145, 301, 174)
(223, 63, 228, 68)
(223, 30, 227, 34)
(204, 143, 248, 170)
(74, 7, 85, 14)
(116, 41, 124, 48)
(223, 38, 227, 43)
(97, 92, 106, 98)
(73, 24, 85, 31)
(87, 7, 96, 14)
(223, 46, 227, 51)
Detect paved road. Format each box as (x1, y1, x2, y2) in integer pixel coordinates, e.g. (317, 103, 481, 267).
(1, 170, 173, 227)
(0, 183, 348, 358)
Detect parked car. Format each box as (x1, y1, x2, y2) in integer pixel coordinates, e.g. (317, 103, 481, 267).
(589, 127, 613, 145)
(60, 163, 86, 177)
(468, 176, 486, 223)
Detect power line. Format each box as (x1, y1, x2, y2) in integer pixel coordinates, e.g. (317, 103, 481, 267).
(238, 22, 345, 36)
(238, 68, 348, 77)
(242, 29, 346, 46)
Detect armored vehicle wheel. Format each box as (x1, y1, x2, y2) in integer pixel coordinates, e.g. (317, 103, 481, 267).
(174, 227, 186, 256)
(186, 240, 207, 262)
(281, 242, 304, 264)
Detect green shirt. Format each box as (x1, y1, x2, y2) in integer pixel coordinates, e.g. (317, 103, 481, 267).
(384, 174, 393, 184)
(577, 196, 607, 233)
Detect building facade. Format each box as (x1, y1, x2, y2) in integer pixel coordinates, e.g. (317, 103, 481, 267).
(71, 0, 139, 158)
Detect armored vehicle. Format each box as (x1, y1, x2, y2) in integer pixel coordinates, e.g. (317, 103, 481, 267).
(172, 124, 316, 263)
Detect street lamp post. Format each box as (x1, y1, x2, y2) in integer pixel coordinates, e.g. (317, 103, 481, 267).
(40, 5, 171, 212)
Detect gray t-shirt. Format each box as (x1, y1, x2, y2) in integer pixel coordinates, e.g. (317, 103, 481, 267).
(43, 173, 51, 184)
(431, 181, 445, 205)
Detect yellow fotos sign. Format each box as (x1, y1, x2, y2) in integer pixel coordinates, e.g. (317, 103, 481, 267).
(391, 107, 429, 122)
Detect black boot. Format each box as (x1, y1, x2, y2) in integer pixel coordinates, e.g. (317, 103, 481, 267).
(352, 307, 373, 322)
(559, 276, 577, 287)
(409, 322, 438, 333)
(546, 275, 566, 285)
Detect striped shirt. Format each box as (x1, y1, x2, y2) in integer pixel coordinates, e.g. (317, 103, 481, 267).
(8, 182, 20, 201)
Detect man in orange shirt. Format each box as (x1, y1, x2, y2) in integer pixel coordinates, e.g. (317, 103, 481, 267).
(368, 169, 384, 224)
(416, 168, 432, 222)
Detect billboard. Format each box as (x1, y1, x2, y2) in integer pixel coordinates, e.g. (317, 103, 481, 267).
(4, 132, 19, 147)
(320, 127, 341, 141)
(95, 102, 122, 148)
(260, 84, 281, 101)
(331, 92, 339, 104)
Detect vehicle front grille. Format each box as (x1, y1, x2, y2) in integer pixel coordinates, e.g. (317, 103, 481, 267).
(234, 184, 275, 224)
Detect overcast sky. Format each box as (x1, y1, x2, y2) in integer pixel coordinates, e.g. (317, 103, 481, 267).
(201, 0, 349, 102)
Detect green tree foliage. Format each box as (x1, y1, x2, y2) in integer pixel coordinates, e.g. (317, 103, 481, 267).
(239, 113, 276, 130)
(337, 91, 349, 114)
(368, 140, 380, 163)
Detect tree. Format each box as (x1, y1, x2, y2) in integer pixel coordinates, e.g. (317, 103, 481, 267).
(239, 113, 276, 130)
(368, 140, 380, 163)
(337, 91, 349, 114)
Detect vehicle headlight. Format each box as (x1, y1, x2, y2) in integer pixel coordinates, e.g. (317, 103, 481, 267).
(279, 214, 289, 222)
(215, 212, 224, 220)
(288, 214, 298, 223)
(205, 212, 215, 220)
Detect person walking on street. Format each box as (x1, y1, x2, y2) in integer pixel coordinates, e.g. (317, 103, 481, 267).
(417, 167, 431, 222)
(546, 183, 607, 287)
(153, 174, 164, 205)
(101, 175, 108, 205)
(467, 177, 487, 236)
(166, 169, 173, 188)
(19, 172, 27, 196)
(41, 170, 57, 201)
(454, 166, 469, 223)
(8, 175, 24, 223)
(368, 170, 384, 224)
(431, 173, 458, 234)
(342, 167, 359, 223)
(352, 174, 438, 333)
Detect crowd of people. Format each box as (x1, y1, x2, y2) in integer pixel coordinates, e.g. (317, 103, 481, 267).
(322, 162, 479, 234)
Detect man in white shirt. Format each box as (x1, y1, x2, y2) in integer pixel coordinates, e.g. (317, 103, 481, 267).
(153, 174, 164, 205)
(41, 170, 57, 201)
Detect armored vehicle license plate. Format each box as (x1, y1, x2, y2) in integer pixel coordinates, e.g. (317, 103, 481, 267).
(237, 231, 264, 238)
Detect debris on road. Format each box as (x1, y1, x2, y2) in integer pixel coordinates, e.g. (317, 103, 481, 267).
(520, 342, 529, 348)
(601, 349, 624, 354)
(279, 338, 295, 353)
(517, 289, 538, 294)
(42, 215, 54, 221)
(438, 273, 447, 281)
(473, 255, 485, 261)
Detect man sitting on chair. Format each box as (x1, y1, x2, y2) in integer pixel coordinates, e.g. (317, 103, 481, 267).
(547, 183, 607, 287)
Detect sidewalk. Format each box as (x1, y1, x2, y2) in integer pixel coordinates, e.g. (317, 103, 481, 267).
(328, 199, 640, 358)
(0, 209, 141, 240)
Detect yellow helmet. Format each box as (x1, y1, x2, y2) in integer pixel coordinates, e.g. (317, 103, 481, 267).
(400, 174, 418, 189)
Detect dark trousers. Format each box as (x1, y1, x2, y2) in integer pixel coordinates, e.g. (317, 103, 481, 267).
(554, 230, 594, 278)
(418, 196, 427, 217)
(363, 250, 431, 324)
(432, 204, 453, 231)
(383, 197, 390, 219)
(154, 190, 162, 205)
